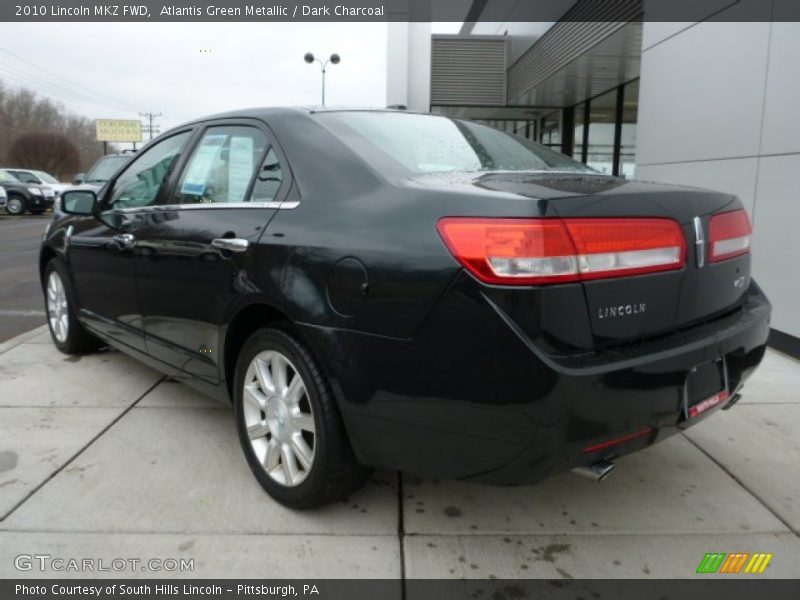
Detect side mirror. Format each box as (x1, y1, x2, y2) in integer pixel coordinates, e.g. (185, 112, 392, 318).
(74, 173, 85, 184)
(61, 190, 98, 216)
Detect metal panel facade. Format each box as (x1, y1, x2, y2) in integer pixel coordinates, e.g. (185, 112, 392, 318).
(431, 36, 508, 106)
(507, 0, 643, 104)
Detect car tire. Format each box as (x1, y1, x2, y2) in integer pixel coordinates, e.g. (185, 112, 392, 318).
(6, 195, 26, 216)
(233, 327, 371, 508)
(44, 260, 103, 354)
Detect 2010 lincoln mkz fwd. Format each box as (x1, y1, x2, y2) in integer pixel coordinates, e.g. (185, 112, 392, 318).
(42, 108, 770, 508)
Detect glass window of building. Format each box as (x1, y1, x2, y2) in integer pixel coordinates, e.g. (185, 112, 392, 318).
(586, 88, 617, 175)
(539, 111, 561, 149)
(573, 102, 586, 162)
(619, 80, 639, 179)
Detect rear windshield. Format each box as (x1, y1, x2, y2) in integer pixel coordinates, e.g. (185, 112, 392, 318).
(85, 155, 130, 183)
(316, 111, 591, 175)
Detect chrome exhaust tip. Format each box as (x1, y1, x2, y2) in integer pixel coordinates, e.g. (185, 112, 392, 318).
(571, 459, 616, 482)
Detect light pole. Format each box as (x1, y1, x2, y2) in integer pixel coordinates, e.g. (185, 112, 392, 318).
(304, 52, 340, 106)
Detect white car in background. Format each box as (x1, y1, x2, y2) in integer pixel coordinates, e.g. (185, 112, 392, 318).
(0, 185, 6, 210)
(2, 168, 69, 199)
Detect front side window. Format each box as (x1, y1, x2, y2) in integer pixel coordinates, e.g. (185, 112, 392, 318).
(0, 170, 21, 183)
(108, 132, 190, 209)
(317, 111, 590, 175)
(174, 126, 269, 205)
(9, 170, 40, 184)
(85, 155, 131, 184)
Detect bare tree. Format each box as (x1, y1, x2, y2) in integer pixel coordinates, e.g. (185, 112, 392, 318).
(0, 77, 113, 177)
(7, 132, 81, 180)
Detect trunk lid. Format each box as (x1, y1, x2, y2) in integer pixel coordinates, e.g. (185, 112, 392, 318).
(475, 172, 750, 348)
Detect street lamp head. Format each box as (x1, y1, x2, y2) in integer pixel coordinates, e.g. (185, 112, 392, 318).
(329, 53, 341, 65)
(303, 53, 315, 64)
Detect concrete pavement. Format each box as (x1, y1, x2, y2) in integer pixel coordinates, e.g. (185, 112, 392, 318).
(1, 326, 799, 579)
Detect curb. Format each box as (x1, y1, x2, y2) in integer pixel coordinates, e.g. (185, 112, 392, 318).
(0, 324, 49, 356)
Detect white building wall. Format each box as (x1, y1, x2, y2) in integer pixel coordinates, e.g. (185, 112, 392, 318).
(636, 19, 800, 339)
(386, 23, 431, 112)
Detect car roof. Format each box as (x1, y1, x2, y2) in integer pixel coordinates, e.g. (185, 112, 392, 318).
(175, 106, 428, 128)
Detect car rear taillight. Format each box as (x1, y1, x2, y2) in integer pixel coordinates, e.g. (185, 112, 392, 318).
(709, 210, 751, 263)
(436, 217, 685, 285)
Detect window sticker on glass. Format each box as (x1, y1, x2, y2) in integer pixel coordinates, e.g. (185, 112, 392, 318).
(181, 134, 227, 196)
(227, 135, 254, 202)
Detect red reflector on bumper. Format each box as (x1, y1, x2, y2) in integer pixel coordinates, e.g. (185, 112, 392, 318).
(688, 391, 730, 419)
(581, 426, 654, 454)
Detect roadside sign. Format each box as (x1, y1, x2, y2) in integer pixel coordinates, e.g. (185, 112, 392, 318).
(95, 119, 143, 143)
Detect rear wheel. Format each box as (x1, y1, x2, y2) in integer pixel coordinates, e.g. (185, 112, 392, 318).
(233, 327, 370, 508)
(44, 260, 102, 354)
(6, 195, 25, 216)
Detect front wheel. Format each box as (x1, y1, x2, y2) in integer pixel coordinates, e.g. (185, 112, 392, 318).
(233, 327, 371, 508)
(6, 195, 25, 215)
(44, 260, 102, 354)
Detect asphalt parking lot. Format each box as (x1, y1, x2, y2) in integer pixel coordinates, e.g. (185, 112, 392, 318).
(0, 215, 50, 342)
(0, 324, 799, 580)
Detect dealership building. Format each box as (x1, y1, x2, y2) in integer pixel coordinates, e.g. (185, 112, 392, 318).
(387, 0, 799, 355)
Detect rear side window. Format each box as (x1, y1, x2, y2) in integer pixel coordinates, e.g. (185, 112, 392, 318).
(173, 126, 270, 205)
(250, 148, 283, 202)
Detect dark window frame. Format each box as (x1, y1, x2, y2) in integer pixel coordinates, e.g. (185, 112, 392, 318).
(538, 77, 639, 177)
(156, 117, 294, 210)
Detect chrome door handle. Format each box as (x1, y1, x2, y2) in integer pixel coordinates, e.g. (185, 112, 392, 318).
(112, 233, 136, 249)
(211, 238, 249, 252)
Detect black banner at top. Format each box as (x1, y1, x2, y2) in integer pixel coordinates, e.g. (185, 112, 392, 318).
(1, 0, 799, 22)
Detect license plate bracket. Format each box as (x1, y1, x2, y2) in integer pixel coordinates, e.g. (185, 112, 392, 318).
(682, 357, 729, 420)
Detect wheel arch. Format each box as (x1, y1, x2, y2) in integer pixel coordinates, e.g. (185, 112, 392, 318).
(39, 246, 58, 286)
(222, 302, 333, 403)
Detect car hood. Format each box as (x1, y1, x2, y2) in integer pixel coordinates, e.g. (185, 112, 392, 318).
(62, 183, 104, 193)
(43, 183, 71, 193)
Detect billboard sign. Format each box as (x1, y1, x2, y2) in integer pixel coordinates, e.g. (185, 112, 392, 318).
(95, 119, 143, 143)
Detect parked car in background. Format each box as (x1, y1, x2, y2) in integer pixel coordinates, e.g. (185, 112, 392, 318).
(0, 185, 6, 211)
(2, 168, 70, 199)
(0, 169, 54, 215)
(44, 108, 770, 508)
(73, 153, 133, 188)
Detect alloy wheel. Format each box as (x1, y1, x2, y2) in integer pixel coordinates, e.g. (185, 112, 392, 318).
(46, 271, 69, 343)
(242, 350, 316, 487)
(7, 197, 23, 215)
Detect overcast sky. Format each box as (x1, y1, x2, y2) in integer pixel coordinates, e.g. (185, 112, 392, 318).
(0, 23, 393, 135)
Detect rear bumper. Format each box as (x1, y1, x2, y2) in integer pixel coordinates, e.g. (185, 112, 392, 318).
(468, 282, 769, 484)
(301, 279, 770, 484)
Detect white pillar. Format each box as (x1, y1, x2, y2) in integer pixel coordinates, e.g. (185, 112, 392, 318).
(386, 22, 431, 112)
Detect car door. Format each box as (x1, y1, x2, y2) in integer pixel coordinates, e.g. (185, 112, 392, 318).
(67, 130, 194, 352)
(133, 120, 291, 383)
